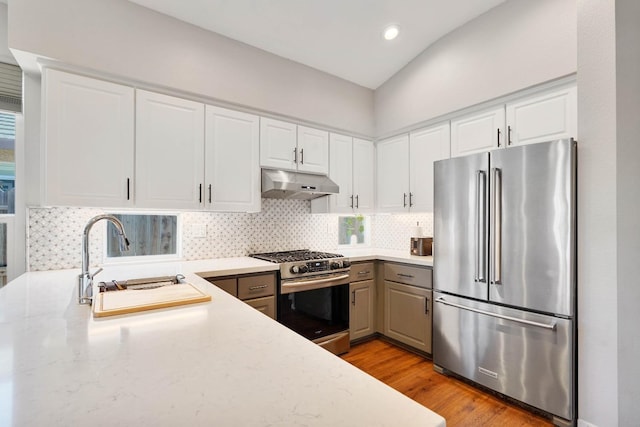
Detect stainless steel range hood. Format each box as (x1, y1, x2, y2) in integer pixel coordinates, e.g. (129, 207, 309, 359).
(261, 169, 339, 200)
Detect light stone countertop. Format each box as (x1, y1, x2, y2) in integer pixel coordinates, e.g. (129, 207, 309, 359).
(0, 257, 445, 427)
(338, 247, 434, 267)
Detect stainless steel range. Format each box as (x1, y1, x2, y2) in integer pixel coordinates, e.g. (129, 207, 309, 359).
(250, 250, 351, 355)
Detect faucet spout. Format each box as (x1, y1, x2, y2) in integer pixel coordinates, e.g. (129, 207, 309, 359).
(79, 214, 130, 305)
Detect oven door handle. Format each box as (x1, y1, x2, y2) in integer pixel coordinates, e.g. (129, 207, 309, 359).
(280, 274, 351, 294)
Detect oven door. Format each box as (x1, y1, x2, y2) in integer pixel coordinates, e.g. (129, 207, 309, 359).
(278, 274, 350, 344)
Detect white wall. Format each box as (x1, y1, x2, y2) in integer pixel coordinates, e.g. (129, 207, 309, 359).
(614, 0, 640, 424)
(374, 0, 577, 137)
(0, 4, 15, 65)
(576, 1, 618, 425)
(7, 0, 374, 137)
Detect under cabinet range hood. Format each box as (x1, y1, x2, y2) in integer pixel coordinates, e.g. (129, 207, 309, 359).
(261, 169, 339, 200)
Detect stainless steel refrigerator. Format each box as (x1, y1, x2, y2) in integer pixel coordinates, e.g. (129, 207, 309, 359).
(433, 139, 576, 425)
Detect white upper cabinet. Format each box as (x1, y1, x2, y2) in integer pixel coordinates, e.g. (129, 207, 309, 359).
(450, 106, 505, 158)
(259, 118, 297, 171)
(312, 134, 373, 214)
(328, 133, 354, 212)
(260, 118, 328, 174)
(451, 83, 577, 157)
(135, 89, 205, 210)
(409, 123, 450, 212)
(505, 85, 577, 146)
(352, 138, 375, 213)
(376, 134, 410, 212)
(297, 125, 329, 174)
(205, 106, 261, 212)
(43, 69, 134, 207)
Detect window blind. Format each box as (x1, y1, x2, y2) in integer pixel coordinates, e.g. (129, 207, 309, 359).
(0, 63, 22, 113)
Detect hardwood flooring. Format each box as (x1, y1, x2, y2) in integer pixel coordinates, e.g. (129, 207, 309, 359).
(341, 339, 553, 427)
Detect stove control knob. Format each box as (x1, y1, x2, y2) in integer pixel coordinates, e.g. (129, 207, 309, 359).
(342, 260, 351, 268)
(299, 265, 309, 274)
(290, 265, 300, 274)
(330, 262, 341, 270)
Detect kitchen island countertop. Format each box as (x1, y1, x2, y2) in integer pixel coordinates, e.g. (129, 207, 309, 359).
(0, 257, 445, 427)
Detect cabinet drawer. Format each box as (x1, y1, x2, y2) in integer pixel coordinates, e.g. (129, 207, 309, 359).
(238, 274, 275, 300)
(384, 263, 432, 289)
(244, 295, 276, 319)
(350, 262, 374, 282)
(206, 277, 237, 297)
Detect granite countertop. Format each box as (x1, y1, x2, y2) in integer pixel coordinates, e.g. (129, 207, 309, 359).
(0, 257, 445, 427)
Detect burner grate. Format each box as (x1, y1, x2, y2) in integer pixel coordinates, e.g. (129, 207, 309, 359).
(250, 249, 344, 263)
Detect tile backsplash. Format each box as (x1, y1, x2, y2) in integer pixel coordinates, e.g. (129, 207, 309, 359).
(27, 201, 433, 271)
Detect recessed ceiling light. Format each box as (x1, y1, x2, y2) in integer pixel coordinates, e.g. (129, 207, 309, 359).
(383, 25, 399, 41)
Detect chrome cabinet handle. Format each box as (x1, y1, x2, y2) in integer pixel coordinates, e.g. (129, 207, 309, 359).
(293, 147, 298, 163)
(199, 184, 202, 203)
(357, 270, 370, 275)
(397, 273, 414, 279)
(355, 195, 359, 209)
(425, 297, 429, 315)
(208, 184, 212, 203)
(300, 148, 304, 164)
(435, 297, 556, 330)
(249, 284, 268, 291)
(490, 168, 502, 285)
(352, 290, 356, 306)
(409, 192, 413, 207)
(497, 128, 501, 147)
(126, 178, 130, 200)
(475, 170, 487, 283)
(350, 195, 354, 208)
(507, 125, 512, 146)
(403, 193, 407, 207)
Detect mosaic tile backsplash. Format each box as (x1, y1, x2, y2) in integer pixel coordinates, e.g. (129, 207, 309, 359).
(27, 201, 433, 271)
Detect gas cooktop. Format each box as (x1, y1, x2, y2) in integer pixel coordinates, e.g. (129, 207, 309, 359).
(250, 249, 345, 264)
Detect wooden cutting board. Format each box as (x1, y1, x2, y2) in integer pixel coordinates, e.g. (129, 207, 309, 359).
(93, 283, 211, 318)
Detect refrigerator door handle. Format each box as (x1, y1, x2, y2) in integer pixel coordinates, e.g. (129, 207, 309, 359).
(435, 297, 557, 330)
(490, 167, 502, 285)
(475, 170, 487, 283)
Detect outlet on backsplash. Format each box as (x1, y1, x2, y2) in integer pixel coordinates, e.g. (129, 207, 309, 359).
(191, 223, 207, 238)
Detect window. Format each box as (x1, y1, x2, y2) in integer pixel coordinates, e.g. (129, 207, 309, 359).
(106, 213, 179, 260)
(0, 113, 15, 214)
(338, 214, 369, 246)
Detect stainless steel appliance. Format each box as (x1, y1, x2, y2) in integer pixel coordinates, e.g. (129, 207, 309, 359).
(261, 169, 339, 199)
(410, 237, 432, 256)
(250, 250, 351, 355)
(433, 139, 576, 426)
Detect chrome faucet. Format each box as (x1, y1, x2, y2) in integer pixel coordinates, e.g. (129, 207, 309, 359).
(78, 214, 130, 304)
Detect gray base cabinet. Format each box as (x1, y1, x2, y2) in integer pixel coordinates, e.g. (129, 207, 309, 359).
(349, 262, 376, 341)
(382, 263, 433, 354)
(204, 272, 276, 319)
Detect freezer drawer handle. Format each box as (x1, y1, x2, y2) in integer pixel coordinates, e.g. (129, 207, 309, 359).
(435, 297, 557, 330)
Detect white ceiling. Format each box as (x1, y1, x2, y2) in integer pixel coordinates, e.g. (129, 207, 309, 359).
(127, 0, 506, 89)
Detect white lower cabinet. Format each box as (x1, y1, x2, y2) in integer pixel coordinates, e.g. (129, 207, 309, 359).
(205, 106, 260, 212)
(135, 89, 205, 209)
(43, 68, 134, 207)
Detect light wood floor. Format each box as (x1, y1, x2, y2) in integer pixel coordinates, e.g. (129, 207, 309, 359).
(341, 339, 553, 427)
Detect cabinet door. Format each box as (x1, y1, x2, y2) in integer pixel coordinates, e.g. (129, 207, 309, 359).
(244, 296, 276, 319)
(353, 138, 375, 213)
(451, 106, 505, 158)
(260, 118, 297, 171)
(205, 106, 260, 212)
(506, 85, 577, 147)
(328, 133, 354, 213)
(43, 69, 134, 207)
(297, 125, 329, 174)
(135, 90, 204, 209)
(409, 123, 450, 212)
(376, 134, 409, 212)
(384, 281, 432, 353)
(350, 280, 375, 341)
